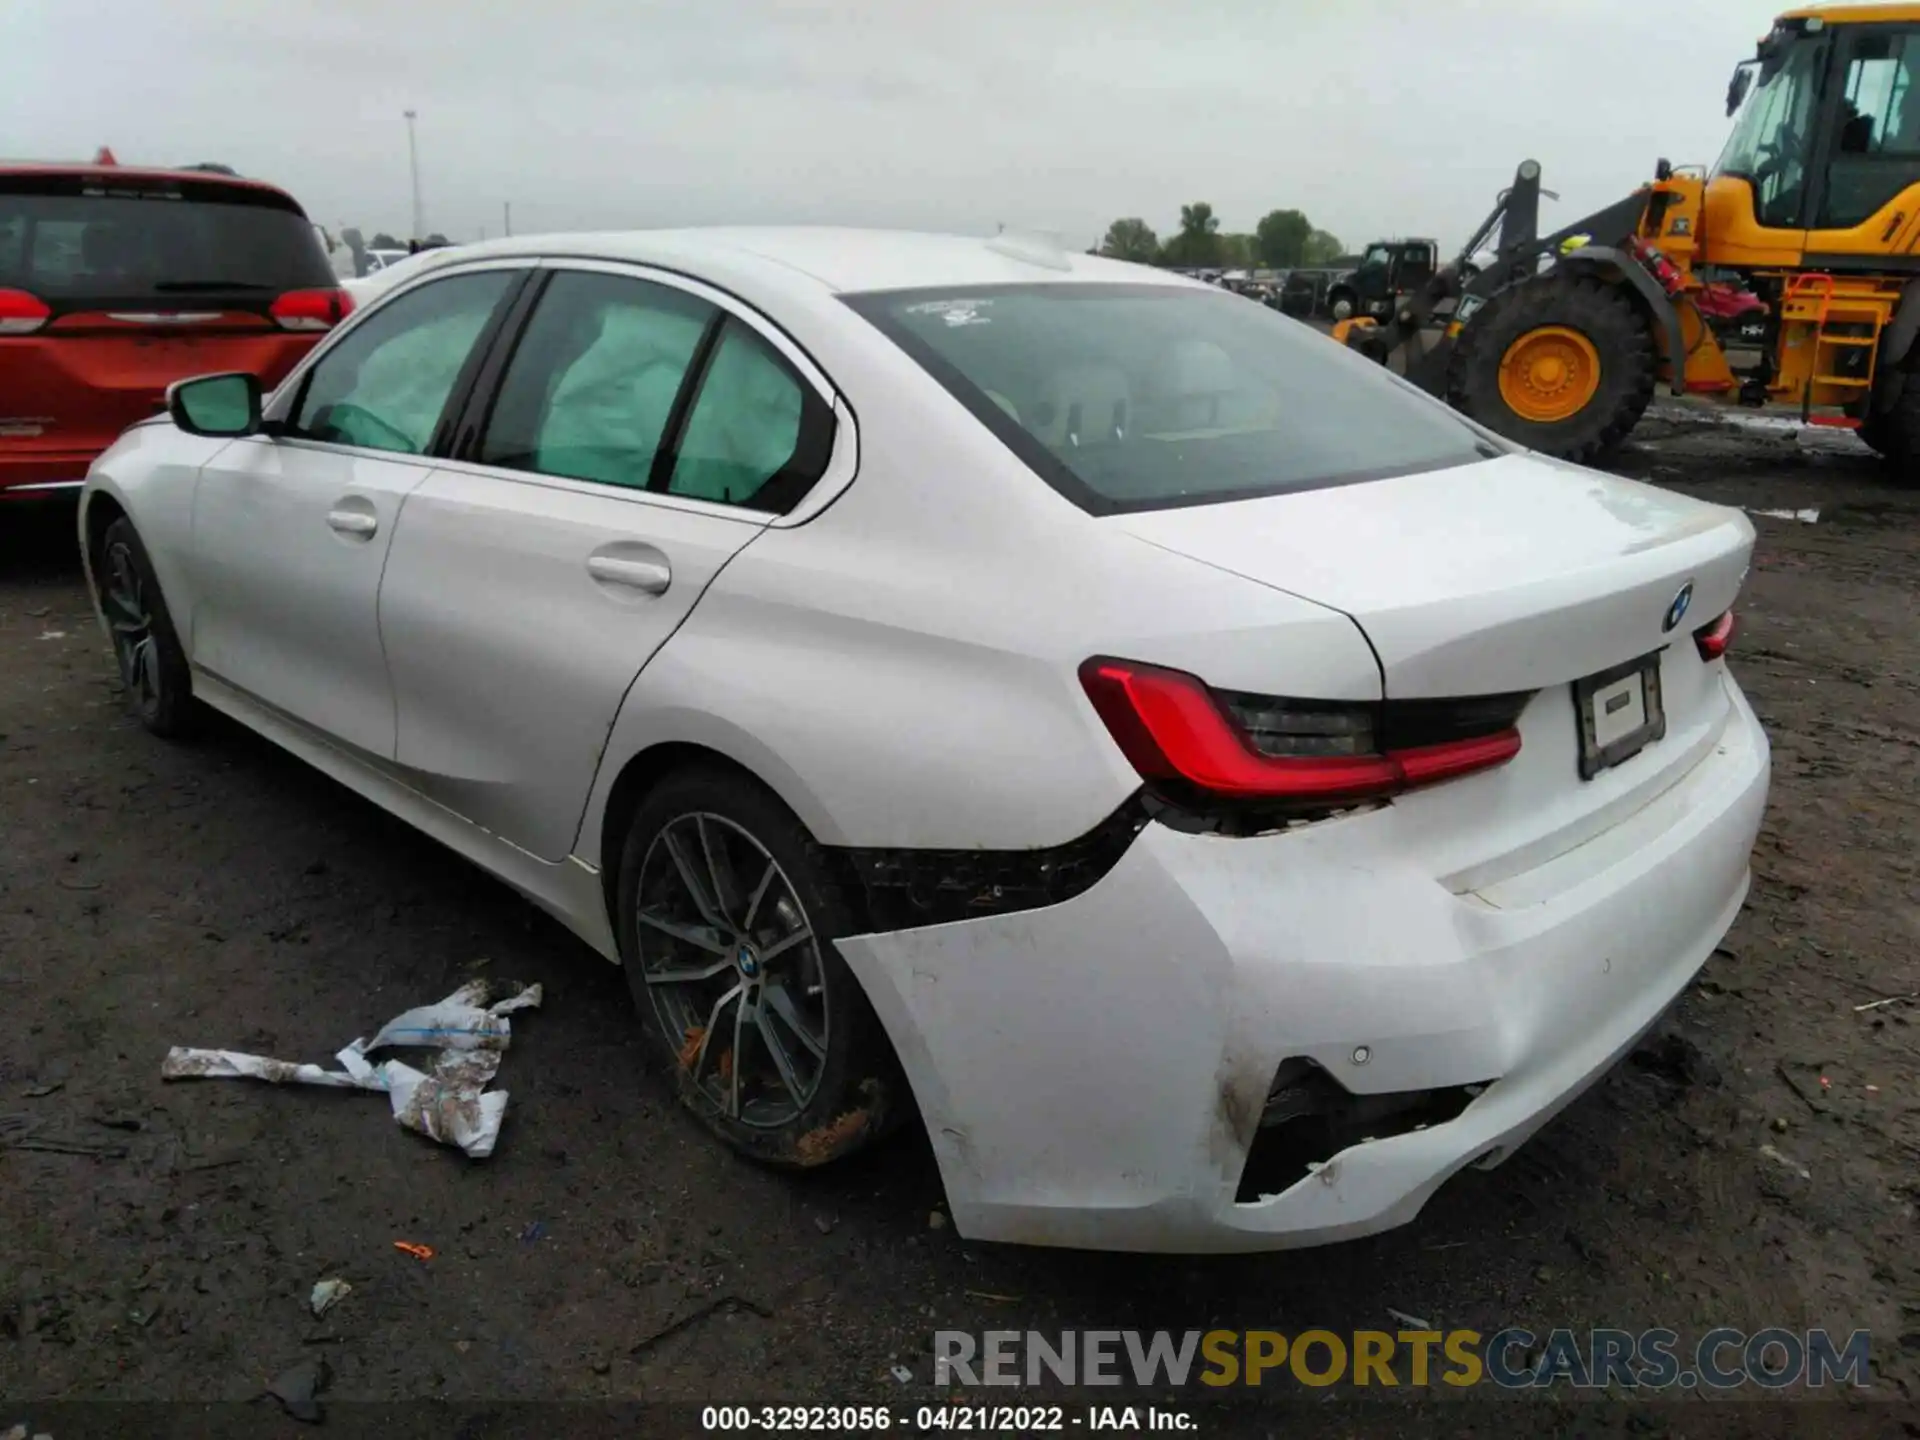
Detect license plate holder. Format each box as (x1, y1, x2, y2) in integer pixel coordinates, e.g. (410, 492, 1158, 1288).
(1573, 651, 1666, 780)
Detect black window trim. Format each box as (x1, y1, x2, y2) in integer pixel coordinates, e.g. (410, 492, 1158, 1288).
(841, 281, 1489, 518)
(449, 261, 839, 516)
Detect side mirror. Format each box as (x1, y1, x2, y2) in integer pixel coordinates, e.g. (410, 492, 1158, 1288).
(1726, 64, 1754, 117)
(168, 372, 262, 438)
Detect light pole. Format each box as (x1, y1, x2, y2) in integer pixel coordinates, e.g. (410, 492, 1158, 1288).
(403, 109, 423, 241)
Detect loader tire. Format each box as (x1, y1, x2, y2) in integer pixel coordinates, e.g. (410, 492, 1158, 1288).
(1447, 273, 1656, 463)
(1858, 369, 1920, 486)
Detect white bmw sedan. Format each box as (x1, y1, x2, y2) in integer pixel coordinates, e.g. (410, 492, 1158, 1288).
(79, 228, 1769, 1253)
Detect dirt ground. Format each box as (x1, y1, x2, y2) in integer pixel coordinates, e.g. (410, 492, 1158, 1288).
(2, 407, 1917, 1435)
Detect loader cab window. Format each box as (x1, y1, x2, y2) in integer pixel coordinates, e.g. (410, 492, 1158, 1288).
(1714, 31, 1828, 229)
(1816, 29, 1920, 229)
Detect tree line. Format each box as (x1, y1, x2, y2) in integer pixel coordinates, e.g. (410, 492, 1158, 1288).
(1097, 204, 1343, 270)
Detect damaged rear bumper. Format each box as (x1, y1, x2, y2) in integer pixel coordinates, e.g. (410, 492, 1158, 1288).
(835, 679, 1769, 1253)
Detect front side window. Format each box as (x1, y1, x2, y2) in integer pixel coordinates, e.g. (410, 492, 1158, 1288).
(1714, 31, 1828, 229)
(480, 271, 712, 490)
(845, 283, 1489, 514)
(289, 270, 515, 453)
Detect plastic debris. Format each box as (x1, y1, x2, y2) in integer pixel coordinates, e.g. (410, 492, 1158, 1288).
(891, 1364, 914, 1383)
(393, 1241, 435, 1261)
(160, 980, 541, 1158)
(1759, 1143, 1811, 1180)
(267, 1357, 330, 1424)
(1855, 993, 1918, 1012)
(309, 1278, 351, 1317)
(1387, 1307, 1434, 1331)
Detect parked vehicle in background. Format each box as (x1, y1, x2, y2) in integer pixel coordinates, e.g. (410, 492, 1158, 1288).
(1325, 238, 1440, 322)
(343, 245, 452, 304)
(81, 226, 1767, 1252)
(364, 248, 412, 274)
(0, 160, 350, 501)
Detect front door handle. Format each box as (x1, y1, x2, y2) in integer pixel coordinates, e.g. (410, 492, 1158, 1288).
(587, 554, 671, 595)
(327, 508, 378, 538)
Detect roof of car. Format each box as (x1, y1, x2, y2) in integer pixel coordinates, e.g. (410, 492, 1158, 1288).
(422, 227, 1204, 298)
(0, 162, 299, 198)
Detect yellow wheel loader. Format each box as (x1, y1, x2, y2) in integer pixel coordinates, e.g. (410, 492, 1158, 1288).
(1336, 4, 1920, 479)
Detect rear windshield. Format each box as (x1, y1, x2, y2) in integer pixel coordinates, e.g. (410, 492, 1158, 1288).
(0, 173, 333, 305)
(843, 282, 1495, 513)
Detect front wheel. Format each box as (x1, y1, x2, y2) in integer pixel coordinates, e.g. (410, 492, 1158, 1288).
(614, 767, 903, 1168)
(1446, 273, 1656, 462)
(94, 516, 197, 737)
(1328, 291, 1355, 322)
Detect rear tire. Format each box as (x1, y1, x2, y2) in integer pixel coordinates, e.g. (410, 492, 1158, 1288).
(94, 517, 197, 738)
(1447, 273, 1656, 463)
(614, 766, 904, 1169)
(1859, 368, 1920, 485)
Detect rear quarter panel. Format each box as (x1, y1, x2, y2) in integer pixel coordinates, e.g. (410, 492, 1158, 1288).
(573, 324, 1382, 856)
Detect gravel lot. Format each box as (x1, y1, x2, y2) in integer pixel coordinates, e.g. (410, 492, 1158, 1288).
(2, 406, 1916, 1433)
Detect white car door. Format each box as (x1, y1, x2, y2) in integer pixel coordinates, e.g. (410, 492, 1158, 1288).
(186, 268, 524, 756)
(376, 262, 841, 861)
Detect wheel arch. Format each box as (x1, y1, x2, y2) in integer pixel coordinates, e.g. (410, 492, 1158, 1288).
(587, 729, 845, 931)
(78, 488, 129, 607)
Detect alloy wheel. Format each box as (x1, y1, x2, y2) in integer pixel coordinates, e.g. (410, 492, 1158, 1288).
(101, 540, 160, 715)
(634, 812, 832, 1127)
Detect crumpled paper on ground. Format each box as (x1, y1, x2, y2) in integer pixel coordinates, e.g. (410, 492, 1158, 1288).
(161, 980, 542, 1158)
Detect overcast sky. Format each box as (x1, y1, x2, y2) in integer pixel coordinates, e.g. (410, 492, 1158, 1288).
(5, 0, 1774, 254)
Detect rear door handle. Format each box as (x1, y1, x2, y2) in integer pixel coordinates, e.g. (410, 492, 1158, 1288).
(587, 554, 671, 594)
(327, 508, 378, 538)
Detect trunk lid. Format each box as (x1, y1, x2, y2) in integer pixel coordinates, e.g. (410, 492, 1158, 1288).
(1117, 452, 1753, 699)
(1118, 452, 1758, 890)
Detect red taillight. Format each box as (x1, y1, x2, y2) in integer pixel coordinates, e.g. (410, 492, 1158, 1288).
(270, 287, 355, 332)
(1694, 610, 1736, 661)
(0, 288, 51, 335)
(1077, 657, 1522, 807)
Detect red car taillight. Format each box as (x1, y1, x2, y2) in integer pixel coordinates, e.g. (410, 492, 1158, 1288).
(270, 287, 355, 332)
(1078, 657, 1525, 809)
(1694, 610, 1736, 661)
(0, 288, 51, 335)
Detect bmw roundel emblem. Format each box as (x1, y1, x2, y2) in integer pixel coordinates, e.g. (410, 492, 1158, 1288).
(736, 943, 759, 978)
(1663, 582, 1694, 633)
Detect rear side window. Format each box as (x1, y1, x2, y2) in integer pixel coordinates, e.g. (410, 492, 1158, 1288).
(844, 282, 1492, 514)
(479, 270, 835, 512)
(669, 320, 821, 508)
(482, 271, 712, 490)
(0, 173, 334, 304)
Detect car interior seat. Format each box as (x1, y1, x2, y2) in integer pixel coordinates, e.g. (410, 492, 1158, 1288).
(1029, 363, 1132, 452)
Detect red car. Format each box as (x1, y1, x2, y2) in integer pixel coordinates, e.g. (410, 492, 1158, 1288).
(0, 160, 352, 501)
